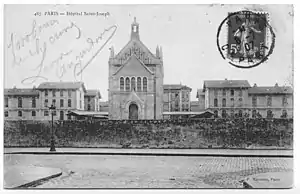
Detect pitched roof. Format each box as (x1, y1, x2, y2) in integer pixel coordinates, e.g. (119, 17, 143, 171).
(37, 82, 86, 92)
(113, 54, 154, 76)
(203, 80, 251, 88)
(4, 88, 39, 96)
(163, 84, 192, 91)
(248, 86, 293, 94)
(85, 90, 101, 98)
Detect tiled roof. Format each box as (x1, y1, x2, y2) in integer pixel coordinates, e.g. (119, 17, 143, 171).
(248, 86, 293, 94)
(203, 80, 251, 88)
(38, 82, 86, 92)
(85, 90, 101, 98)
(4, 88, 39, 96)
(163, 84, 192, 91)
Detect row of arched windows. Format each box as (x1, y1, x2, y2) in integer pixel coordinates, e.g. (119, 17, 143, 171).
(120, 77, 147, 92)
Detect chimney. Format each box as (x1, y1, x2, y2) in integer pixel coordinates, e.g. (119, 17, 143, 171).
(225, 78, 228, 80)
(253, 83, 257, 87)
(33, 85, 36, 90)
(275, 83, 279, 87)
(13, 85, 16, 89)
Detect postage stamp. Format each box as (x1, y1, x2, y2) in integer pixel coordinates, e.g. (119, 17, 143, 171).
(217, 10, 276, 69)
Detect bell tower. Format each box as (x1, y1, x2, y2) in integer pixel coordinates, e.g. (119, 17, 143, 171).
(131, 17, 140, 40)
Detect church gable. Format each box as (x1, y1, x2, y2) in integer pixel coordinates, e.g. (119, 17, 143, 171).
(115, 40, 159, 65)
(113, 54, 153, 77)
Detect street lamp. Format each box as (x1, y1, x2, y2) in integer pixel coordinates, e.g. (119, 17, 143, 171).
(49, 104, 56, 152)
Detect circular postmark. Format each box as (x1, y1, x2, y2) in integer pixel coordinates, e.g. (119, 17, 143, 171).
(217, 10, 275, 69)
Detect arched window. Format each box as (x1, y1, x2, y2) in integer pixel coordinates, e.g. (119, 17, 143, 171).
(87, 104, 91, 111)
(252, 110, 257, 118)
(222, 110, 227, 118)
(120, 77, 124, 91)
(214, 98, 218, 107)
(125, 77, 130, 91)
(214, 110, 218, 118)
(143, 77, 147, 91)
(18, 97, 22, 108)
(131, 77, 136, 91)
(267, 110, 273, 118)
(222, 98, 226, 107)
(137, 77, 142, 91)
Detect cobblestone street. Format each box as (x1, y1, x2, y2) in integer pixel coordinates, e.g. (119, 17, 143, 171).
(4, 154, 293, 188)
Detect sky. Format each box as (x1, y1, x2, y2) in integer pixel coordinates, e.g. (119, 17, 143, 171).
(4, 4, 294, 101)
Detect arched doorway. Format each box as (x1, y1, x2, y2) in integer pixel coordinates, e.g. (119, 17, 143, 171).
(129, 103, 138, 120)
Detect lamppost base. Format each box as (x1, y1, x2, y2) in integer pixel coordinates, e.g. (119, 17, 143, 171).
(50, 147, 56, 152)
(50, 138, 56, 152)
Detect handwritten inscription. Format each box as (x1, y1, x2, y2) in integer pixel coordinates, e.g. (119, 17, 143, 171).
(7, 19, 117, 85)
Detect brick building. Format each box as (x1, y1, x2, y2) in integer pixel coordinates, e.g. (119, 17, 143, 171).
(108, 17, 164, 120)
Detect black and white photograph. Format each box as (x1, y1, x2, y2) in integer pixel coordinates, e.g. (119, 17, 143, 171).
(2, 3, 295, 189)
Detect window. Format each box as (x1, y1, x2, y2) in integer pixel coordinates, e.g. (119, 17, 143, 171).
(60, 90, 63, 97)
(52, 99, 56, 106)
(120, 77, 124, 91)
(60, 111, 64, 120)
(32, 97, 36, 108)
(230, 89, 234, 96)
(60, 99, 64, 107)
(214, 89, 218, 96)
(44, 99, 48, 107)
(239, 98, 243, 107)
(18, 97, 22, 108)
(282, 96, 288, 106)
(32, 111, 36, 117)
(45, 90, 48, 96)
(5, 97, 8, 107)
(252, 110, 257, 118)
(222, 98, 226, 107)
(68, 90, 71, 97)
(68, 99, 71, 107)
(222, 110, 227, 118)
(137, 77, 142, 91)
(182, 104, 184, 111)
(143, 77, 147, 92)
(68, 114, 72, 120)
(267, 96, 272, 107)
(230, 98, 234, 107)
(125, 77, 130, 91)
(131, 77, 136, 91)
(52, 90, 56, 97)
(231, 109, 235, 117)
(222, 89, 226, 96)
(252, 96, 257, 107)
(44, 111, 49, 116)
(281, 110, 288, 118)
(239, 89, 243, 97)
(53, 111, 57, 116)
(267, 110, 273, 118)
(238, 110, 243, 117)
(214, 110, 218, 118)
(18, 111, 22, 117)
(87, 96, 91, 102)
(214, 98, 218, 107)
(4, 111, 8, 117)
(88, 104, 91, 111)
(80, 100, 81, 109)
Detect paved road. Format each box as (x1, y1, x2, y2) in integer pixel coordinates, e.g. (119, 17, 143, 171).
(4, 148, 293, 157)
(4, 154, 293, 188)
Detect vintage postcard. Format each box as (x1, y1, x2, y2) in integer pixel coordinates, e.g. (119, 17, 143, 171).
(3, 4, 294, 189)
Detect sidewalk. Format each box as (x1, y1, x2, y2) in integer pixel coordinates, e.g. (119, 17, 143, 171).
(4, 166, 62, 189)
(4, 147, 293, 157)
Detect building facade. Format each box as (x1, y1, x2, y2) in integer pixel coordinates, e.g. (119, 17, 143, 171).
(84, 90, 101, 111)
(108, 18, 164, 120)
(196, 79, 293, 118)
(4, 87, 40, 120)
(4, 82, 104, 120)
(163, 84, 191, 112)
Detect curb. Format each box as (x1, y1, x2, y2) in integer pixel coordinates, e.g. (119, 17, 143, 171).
(6, 171, 62, 189)
(4, 152, 293, 158)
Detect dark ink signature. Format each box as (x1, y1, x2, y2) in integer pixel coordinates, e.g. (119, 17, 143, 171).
(7, 19, 117, 85)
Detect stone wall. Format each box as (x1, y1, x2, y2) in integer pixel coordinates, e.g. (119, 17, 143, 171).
(4, 118, 293, 149)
